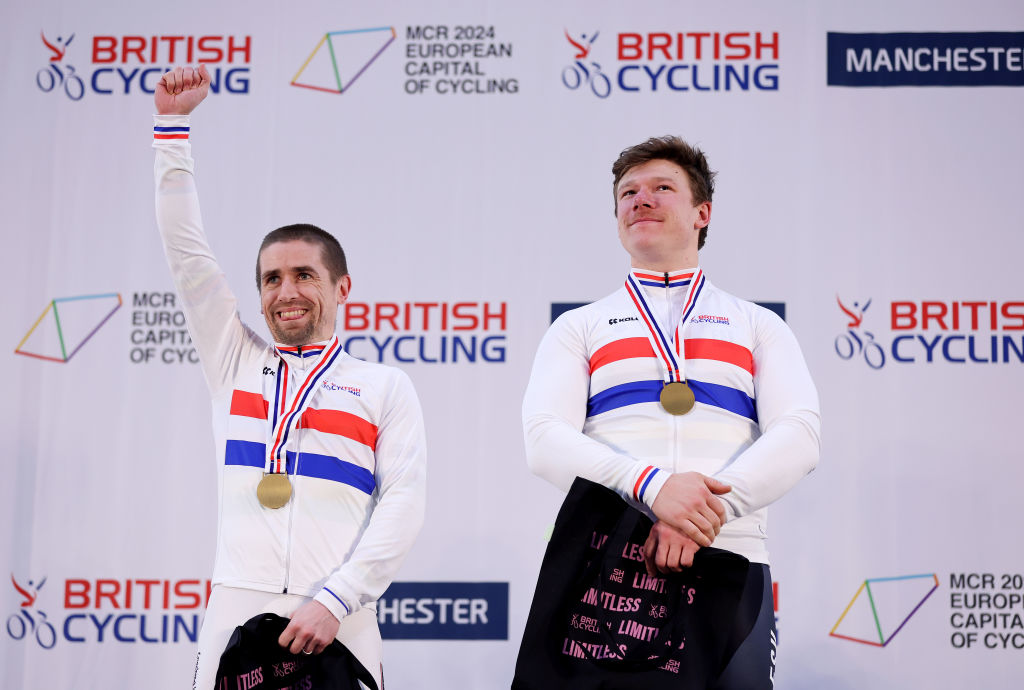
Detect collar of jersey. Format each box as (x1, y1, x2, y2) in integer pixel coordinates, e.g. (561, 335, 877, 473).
(275, 338, 333, 371)
(630, 266, 699, 290)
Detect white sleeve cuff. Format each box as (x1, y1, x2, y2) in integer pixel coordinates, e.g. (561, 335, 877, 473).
(314, 586, 356, 622)
(634, 465, 671, 509)
(152, 114, 191, 146)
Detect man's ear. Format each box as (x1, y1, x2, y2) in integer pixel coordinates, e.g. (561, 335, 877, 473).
(696, 201, 712, 229)
(337, 275, 352, 306)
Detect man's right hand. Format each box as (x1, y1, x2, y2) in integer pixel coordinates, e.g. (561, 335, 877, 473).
(155, 65, 210, 115)
(649, 472, 731, 547)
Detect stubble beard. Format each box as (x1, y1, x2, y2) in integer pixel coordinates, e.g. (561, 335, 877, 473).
(266, 314, 318, 347)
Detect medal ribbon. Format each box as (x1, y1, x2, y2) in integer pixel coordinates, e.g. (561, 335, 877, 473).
(624, 268, 705, 383)
(265, 335, 343, 475)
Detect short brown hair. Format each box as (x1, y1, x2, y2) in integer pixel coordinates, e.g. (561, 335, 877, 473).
(255, 224, 348, 289)
(612, 136, 717, 249)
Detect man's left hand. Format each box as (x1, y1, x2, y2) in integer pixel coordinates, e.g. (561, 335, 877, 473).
(278, 600, 340, 655)
(643, 520, 701, 575)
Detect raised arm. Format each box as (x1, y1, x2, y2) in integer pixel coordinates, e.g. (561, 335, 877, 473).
(153, 66, 256, 395)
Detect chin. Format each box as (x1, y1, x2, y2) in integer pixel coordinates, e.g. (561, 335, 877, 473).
(270, 325, 316, 346)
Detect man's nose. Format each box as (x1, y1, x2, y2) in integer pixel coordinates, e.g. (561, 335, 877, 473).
(632, 188, 654, 208)
(278, 276, 299, 298)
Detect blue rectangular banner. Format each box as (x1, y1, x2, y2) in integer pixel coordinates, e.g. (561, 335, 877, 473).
(827, 32, 1024, 87)
(377, 582, 509, 640)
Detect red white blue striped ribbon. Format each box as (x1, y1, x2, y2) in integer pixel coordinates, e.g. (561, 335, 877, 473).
(624, 268, 705, 383)
(265, 335, 343, 474)
(153, 125, 189, 140)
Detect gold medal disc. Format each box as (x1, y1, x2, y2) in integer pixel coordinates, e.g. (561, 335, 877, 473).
(257, 473, 292, 509)
(660, 381, 695, 415)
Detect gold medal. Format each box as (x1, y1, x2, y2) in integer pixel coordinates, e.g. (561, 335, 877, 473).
(256, 473, 292, 509)
(660, 381, 695, 415)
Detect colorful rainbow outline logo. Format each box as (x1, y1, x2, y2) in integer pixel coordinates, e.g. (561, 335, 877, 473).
(829, 573, 939, 647)
(15, 293, 122, 363)
(291, 27, 396, 94)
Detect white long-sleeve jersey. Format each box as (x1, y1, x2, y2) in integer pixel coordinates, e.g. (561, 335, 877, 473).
(153, 115, 426, 622)
(523, 268, 819, 564)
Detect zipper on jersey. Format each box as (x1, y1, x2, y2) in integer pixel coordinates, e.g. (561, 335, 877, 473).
(282, 383, 301, 594)
(283, 447, 297, 594)
(667, 281, 681, 472)
(672, 405, 680, 472)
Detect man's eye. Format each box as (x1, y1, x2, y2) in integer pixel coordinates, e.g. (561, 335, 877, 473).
(265, 276, 279, 285)
(298, 272, 312, 280)
(621, 190, 636, 197)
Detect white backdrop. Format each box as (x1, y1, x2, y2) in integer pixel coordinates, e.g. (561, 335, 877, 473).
(2, 1, 1023, 688)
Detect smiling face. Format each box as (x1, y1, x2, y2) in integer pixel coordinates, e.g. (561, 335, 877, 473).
(258, 240, 351, 346)
(615, 159, 711, 271)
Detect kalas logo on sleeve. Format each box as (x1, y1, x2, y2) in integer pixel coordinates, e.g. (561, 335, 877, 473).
(36, 30, 252, 100)
(561, 27, 781, 98)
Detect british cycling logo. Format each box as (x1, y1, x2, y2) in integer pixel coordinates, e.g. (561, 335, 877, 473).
(7, 574, 57, 649)
(35, 30, 251, 99)
(37, 31, 84, 101)
(560, 27, 781, 97)
(562, 30, 612, 98)
(834, 295, 1024, 367)
(835, 296, 885, 369)
(7, 574, 208, 646)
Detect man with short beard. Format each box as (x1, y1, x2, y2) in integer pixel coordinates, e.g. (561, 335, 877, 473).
(153, 65, 426, 690)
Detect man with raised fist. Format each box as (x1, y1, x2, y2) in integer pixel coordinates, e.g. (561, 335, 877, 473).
(153, 65, 426, 690)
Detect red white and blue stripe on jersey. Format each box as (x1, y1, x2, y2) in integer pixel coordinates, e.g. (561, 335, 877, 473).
(632, 269, 694, 289)
(153, 125, 189, 140)
(586, 336, 757, 423)
(633, 465, 661, 502)
(225, 388, 377, 495)
(277, 344, 328, 359)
